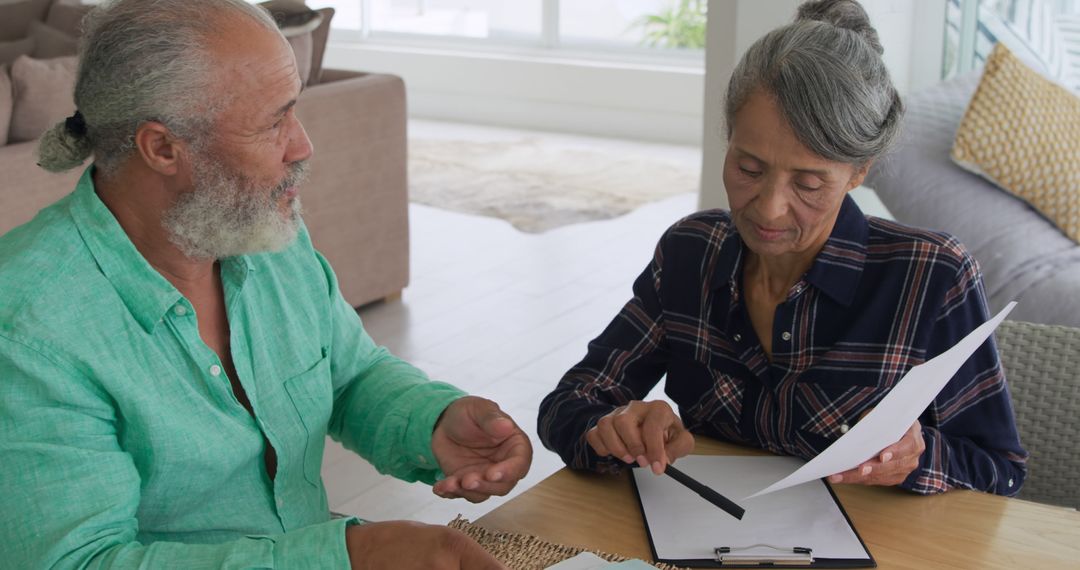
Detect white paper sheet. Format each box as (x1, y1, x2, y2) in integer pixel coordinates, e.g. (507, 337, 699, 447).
(545, 553, 656, 569)
(745, 301, 1016, 499)
(545, 552, 609, 570)
(633, 455, 870, 561)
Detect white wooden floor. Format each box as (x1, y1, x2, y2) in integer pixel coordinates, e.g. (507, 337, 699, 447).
(320, 120, 701, 525)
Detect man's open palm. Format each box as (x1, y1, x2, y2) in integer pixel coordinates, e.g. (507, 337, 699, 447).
(431, 397, 532, 503)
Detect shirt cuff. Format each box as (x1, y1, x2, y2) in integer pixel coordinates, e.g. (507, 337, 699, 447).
(404, 381, 467, 482)
(263, 516, 358, 569)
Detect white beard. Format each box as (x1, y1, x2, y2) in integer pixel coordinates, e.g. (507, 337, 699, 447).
(163, 154, 309, 261)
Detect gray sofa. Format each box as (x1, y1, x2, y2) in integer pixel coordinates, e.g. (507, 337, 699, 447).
(1, 0, 409, 308)
(866, 74, 1080, 328)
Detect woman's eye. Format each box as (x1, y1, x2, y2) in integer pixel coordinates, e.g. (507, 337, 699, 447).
(739, 167, 761, 177)
(795, 182, 822, 192)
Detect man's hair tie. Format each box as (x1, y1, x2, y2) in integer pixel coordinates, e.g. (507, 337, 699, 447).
(65, 111, 88, 138)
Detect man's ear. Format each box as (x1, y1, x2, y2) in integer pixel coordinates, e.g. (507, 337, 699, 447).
(133, 121, 185, 176)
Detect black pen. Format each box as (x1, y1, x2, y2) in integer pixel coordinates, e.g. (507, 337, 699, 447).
(664, 463, 745, 520)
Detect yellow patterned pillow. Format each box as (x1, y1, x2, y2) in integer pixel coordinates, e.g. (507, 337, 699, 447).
(951, 43, 1080, 243)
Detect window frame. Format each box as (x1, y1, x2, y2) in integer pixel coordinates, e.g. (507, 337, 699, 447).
(322, 0, 705, 68)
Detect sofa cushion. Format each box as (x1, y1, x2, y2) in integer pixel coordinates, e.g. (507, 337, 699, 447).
(277, 10, 322, 86)
(45, 1, 95, 38)
(285, 30, 313, 86)
(7, 54, 77, 143)
(0, 0, 52, 41)
(0, 64, 12, 145)
(308, 7, 334, 85)
(0, 36, 35, 65)
(30, 21, 77, 59)
(952, 43, 1080, 244)
(259, 1, 333, 86)
(865, 72, 1080, 327)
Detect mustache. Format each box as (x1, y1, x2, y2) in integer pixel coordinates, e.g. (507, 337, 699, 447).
(271, 160, 310, 199)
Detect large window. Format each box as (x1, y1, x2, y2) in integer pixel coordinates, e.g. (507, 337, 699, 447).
(309, 0, 706, 59)
(944, 0, 1080, 77)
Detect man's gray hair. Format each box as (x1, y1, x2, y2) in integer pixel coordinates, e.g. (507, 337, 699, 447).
(724, 0, 903, 166)
(37, 0, 279, 174)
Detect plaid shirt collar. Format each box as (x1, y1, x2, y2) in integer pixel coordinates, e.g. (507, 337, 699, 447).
(711, 194, 869, 307)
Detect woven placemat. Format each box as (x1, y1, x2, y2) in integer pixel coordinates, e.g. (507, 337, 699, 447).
(448, 516, 688, 570)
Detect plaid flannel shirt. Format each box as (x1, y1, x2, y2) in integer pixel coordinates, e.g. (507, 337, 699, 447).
(538, 196, 1027, 496)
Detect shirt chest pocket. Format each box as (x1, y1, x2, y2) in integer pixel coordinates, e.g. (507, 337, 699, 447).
(794, 371, 884, 448)
(668, 356, 745, 429)
(283, 353, 332, 487)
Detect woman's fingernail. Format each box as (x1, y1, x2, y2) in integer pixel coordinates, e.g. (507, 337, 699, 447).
(653, 461, 664, 475)
(861, 465, 872, 476)
(490, 471, 503, 482)
(829, 474, 842, 483)
(466, 480, 480, 490)
(637, 456, 649, 468)
(623, 455, 635, 463)
(882, 452, 893, 462)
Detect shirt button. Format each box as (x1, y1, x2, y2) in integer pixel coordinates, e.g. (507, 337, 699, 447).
(781, 331, 792, 341)
(1008, 478, 1014, 488)
(840, 423, 850, 434)
(173, 305, 187, 316)
(733, 333, 742, 342)
(276, 497, 284, 507)
(209, 364, 222, 377)
(417, 454, 427, 464)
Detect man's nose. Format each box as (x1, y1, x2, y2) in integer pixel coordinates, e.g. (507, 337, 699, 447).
(285, 116, 313, 164)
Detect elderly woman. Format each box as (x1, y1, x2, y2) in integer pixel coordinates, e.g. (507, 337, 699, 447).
(538, 0, 1026, 495)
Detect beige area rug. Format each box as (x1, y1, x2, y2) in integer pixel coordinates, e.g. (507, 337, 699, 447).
(409, 137, 699, 233)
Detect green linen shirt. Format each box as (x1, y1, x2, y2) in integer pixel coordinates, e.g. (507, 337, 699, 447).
(0, 167, 466, 568)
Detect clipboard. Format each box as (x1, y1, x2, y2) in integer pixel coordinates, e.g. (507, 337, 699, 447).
(630, 455, 875, 568)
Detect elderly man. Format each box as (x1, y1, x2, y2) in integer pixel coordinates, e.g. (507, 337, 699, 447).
(0, 0, 529, 568)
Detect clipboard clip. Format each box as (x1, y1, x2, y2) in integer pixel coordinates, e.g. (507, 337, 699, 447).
(714, 544, 814, 566)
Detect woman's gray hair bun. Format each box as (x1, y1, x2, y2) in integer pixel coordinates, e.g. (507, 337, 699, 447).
(796, 0, 883, 55)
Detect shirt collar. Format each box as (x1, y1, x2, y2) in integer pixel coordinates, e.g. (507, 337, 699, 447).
(804, 194, 868, 307)
(711, 194, 868, 307)
(68, 166, 182, 333)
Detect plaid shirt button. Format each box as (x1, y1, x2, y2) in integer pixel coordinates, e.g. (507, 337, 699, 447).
(840, 423, 850, 434)
(781, 331, 792, 341)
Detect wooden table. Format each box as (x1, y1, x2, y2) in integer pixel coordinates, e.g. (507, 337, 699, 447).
(476, 439, 1080, 569)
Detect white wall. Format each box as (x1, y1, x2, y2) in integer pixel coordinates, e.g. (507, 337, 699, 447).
(323, 43, 706, 145)
(699, 0, 800, 210)
(321, 1, 945, 197)
(699, 0, 946, 210)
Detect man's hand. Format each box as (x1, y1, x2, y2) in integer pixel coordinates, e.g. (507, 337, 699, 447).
(828, 420, 925, 486)
(586, 400, 695, 475)
(430, 397, 532, 503)
(345, 521, 507, 569)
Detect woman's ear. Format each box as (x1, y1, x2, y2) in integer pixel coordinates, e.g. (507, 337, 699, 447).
(847, 160, 873, 192)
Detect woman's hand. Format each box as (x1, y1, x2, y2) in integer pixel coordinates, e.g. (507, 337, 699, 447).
(586, 400, 695, 475)
(828, 420, 925, 486)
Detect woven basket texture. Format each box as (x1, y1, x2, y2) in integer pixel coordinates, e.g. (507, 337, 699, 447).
(996, 320, 1080, 509)
(447, 517, 687, 570)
